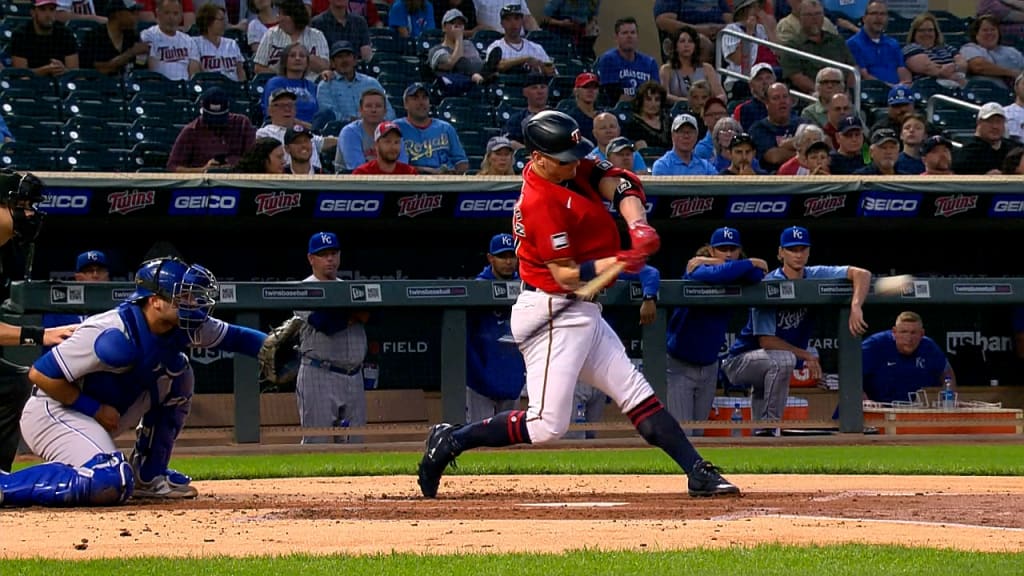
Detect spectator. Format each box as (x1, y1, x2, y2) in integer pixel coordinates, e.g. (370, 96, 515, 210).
(475, 0, 538, 33)
(167, 87, 256, 172)
(464, 233, 523, 421)
(353, 121, 420, 174)
(961, 14, 1024, 90)
(800, 67, 845, 127)
(388, 0, 435, 39)
(141, 0, 201, 81)
(1001, 146, 1024, 174)
(563, 72, 602, 144)
(79, 0, 148, 77)
(903, 12, 967, 88)
(257, 89, 334, 170)
(749, 82, 803, 172)
(733, 62, 775, 130)
(587, 112, 649, 174)
(318, 41, 394, 124)
(895, 113, 926, 175)
(653, 0, 729, 63)
(687, 79, 712, 134)
(56, 0, 104, 23)
(719, 131, 765, 174)
(320, 0, 381, 28)
(625, 80, 672, 151)
(854, 128, 900, 175)
(478, 136, 515, 175)
(10, 0, 80, 76)
(659, 25, 726, 105)
(651, 114, 718, 175)
(254, 0, 329, 77)
(778, 0, 856, 95)
(262, 43, 320, 123)
(395, 82, 469, 174)
(1006, 72, 1024, 142)
(194, 3, 246, 81)
(870, 85, 915, 133)
(336, 89, 407, 171)
(776, 0, 838, 46)
(694, 96, 728, 158)
(603, 136, 640, 172)
(829, 115, 868, 174)
(921, 134, 954, 175)
(485, 4, 554, 76)
(311, 0, 372, 60)
(980, 0, 1024, 41)
(503, 73, 550, 149)
(192, 0, 251, 29)
(821, 93, 855, 148)
(235, 136, 287, 173)
(283, 125, 325, 174)
(541, 0, 600, 61)
(596, 17, 661, 103)
(720, 0, 779, 97)
(434, 0, 479, 36)
(429, 9, 488, 96)
(777, 123, 828, 175)
(247, 0, 278, 53)
(953, 102, 1022, 175)
(846, 0, 911, 86)
(861, 311, 955, 404)
(137, 0, 194, 30)
(702, 116, 750, 171)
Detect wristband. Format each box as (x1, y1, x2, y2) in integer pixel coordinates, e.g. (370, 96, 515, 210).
(579, 260, 597, 281)
(643, 295, 657, 302)
(70, 393, 101, 417)
(20, 325, 44, 346)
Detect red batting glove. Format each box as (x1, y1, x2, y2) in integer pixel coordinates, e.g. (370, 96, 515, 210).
(616, 249, 647, 274)
(628, 222, 661, 256)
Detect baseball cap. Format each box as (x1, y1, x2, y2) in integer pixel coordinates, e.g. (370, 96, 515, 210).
(105, 0, 140, 15)
(329, 40, 355, 58)
(200, 87, 230, 124)
(374, 120, 402, 141)
(870, 128, 899, 146)
(921, 134, 953, 154)
(605, 136, 635, 156)
(524, 72, 548, 87)
(486, 135, 513, 153)
(837, 115, 864, 134)
(729, 132, 754, 149)
(76, 250, 108, 272)
(403, 82, 430, 99)
(284, 124, 312, 145)
(500, 3, 523, 18)
(489, 233, 515, 255)
(803, 139, 830, 155)
(780, 226, 811, 248)
(574, 72, 599, 88)
(308, 232, 339, 255)
(269, 88, 297, 103)
(887, 85, 914, 106)
(703, 96, 728, 112)
(978, 101, 1006, 120)
(750, 62, 775, 79)
(710, 227, 741, 248)
(33, 0, 58, 6)
(671, 113, 698, 132)
(442, 8, 466, 24)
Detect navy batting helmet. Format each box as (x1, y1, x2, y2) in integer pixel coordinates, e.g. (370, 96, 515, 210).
(129, 257, 189, 302)
(524, 110, 594, 163)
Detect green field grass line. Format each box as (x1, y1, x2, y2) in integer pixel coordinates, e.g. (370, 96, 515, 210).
(5, 546, 1024, 576)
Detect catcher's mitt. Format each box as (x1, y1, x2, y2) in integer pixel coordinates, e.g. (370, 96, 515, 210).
(259, 315, 304, 385)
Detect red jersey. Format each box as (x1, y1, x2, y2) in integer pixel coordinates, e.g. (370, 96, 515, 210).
(514, 160, 621, 294)
(352, 160, 418, 175)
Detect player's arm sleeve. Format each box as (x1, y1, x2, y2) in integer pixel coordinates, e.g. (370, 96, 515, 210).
(202, 318, 266, 356)
(750, 308, 778, 336)
(689, 259, 756, 284)
(805, 265, 849, 279)
(33, 324, 110, 382)
(306, 310, 350, 335)
(637, 265, 660, 297)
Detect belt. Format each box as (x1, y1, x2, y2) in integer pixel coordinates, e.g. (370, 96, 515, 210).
(522, 282, 579, 300)
(301, 357, 362, 376)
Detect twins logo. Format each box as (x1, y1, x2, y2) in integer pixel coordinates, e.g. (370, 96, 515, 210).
(397, 194, 443, 217)
(108, 189, 155, 215)
(255, 191, 301, 216)
(157, 46, 190, 62)
(777, 308, 807, 330)
(933, 194, 978, 217)
(803, 194, 846, 217)
(669, 197, 713, 218)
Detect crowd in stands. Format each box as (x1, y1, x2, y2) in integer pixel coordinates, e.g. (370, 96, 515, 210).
(0, 0, 1021, 175)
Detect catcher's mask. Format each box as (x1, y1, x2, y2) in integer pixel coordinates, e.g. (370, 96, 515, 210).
(174, 263, 218, 339)
(0, 169, 45, 244)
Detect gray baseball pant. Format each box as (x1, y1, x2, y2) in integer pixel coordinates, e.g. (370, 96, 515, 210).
(721, 349, 796, 422)
(296, 364, 367, 444)
(465, 388, 519, 423)
(665, 355, 718, 436)
(563, 381, 607, 440)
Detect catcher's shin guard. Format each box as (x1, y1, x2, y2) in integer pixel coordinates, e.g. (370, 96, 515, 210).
(0, 452, 133, 507)
(132, 366, 194, 497)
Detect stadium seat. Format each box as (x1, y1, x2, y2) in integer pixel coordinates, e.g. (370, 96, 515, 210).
(318, 119, 345, 138)
(910, 77, 960, 106)
(126, 70, 186, 99)
(547, 75, 574, 102)
(12, 121, 61, 148)
(366, 56, 420, 79)
(3, 0, 32, 17)
(512, 147, 528, 174)
(126, 141, 171, 171)
(0, 68, 57, 99)
(187, 71, 246, 100)
(494, 100, 518, 127)
(670, 100, 691, 117)
(0, 141, 56, 170)
(62, 116, 128, 148)
(371, 35, 409, 57)
(369, 26, 395, 41)
(610, 100, 633, 125)
(458, 130, 489, 157)
(639, 147, 665, 164)
(127, 94, 195, 125)
(248, 72, 276, 101)
(472, 30, 502, 53)
(128, 117, 180, 146)
(930, 105, 978, 139)
(961, 79, 1014, 106)
(858, 79, 891, 111)
(414, 29, 444, 57)
(0, 17, 28, 45)
(1, 96, 61, 122)
(58, 69, 122, 99)
(932, 10, 968, 34)
(59, 141, 128, 171)
(557, 60, 587, 79)
(67, 19, 101, 45)
(63, 94, 126, 122)
(555, 97, 575, 112)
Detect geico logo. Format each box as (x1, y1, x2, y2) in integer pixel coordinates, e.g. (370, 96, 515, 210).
(993, 200, 1024, 212)
(319, 199, 381, 212)
(459, 198, 517, 211)
(863, 198, 917, 211)
(730, 200, 786, 213)
(173, 195, 237, 209)
(39, 195, 88, 208)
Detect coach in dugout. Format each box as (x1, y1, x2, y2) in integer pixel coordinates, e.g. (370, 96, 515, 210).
(861, 311, 955, 404)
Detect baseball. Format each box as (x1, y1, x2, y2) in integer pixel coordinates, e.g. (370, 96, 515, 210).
(874, 275, 913, 295)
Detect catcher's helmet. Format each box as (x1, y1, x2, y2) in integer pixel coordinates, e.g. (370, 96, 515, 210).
(128, 257, 189, 302)
(524, 110, 594, 163)
(175, 263, 218, 333)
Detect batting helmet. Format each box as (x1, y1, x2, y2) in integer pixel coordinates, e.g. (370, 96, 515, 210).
(128, 257, 189, 302)
(524, 110, 594, 163)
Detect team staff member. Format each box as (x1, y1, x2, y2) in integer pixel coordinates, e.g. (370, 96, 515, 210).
(43, 250, 111, 342)
(862, 311, 955, 403)
(666, 228, 767, 434)
(722, 226, 871, 435)
(417, 110, 739, 499)
(466, 233, 524, 422)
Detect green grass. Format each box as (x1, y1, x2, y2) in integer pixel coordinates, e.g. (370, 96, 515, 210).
(5, 546, 1024, 576)
(130, 445, 1024, 480)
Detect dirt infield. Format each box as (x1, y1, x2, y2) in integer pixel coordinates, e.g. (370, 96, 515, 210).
(3, 474, 1024, 559)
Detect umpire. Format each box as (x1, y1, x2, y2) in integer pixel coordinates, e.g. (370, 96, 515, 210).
(0, 169, 75, 471)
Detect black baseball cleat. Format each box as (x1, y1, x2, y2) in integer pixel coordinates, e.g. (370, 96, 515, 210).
(417, 423, 462, 498)
(687, 459, 741, 497)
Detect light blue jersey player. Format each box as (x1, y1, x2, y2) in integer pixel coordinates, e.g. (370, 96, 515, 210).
(721, 227, 870, 433)
(1, 257, 266, 507)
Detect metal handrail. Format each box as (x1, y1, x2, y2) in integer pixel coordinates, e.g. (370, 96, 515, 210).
(926, 94, 980, 148)
(715, 28, 862, 111)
